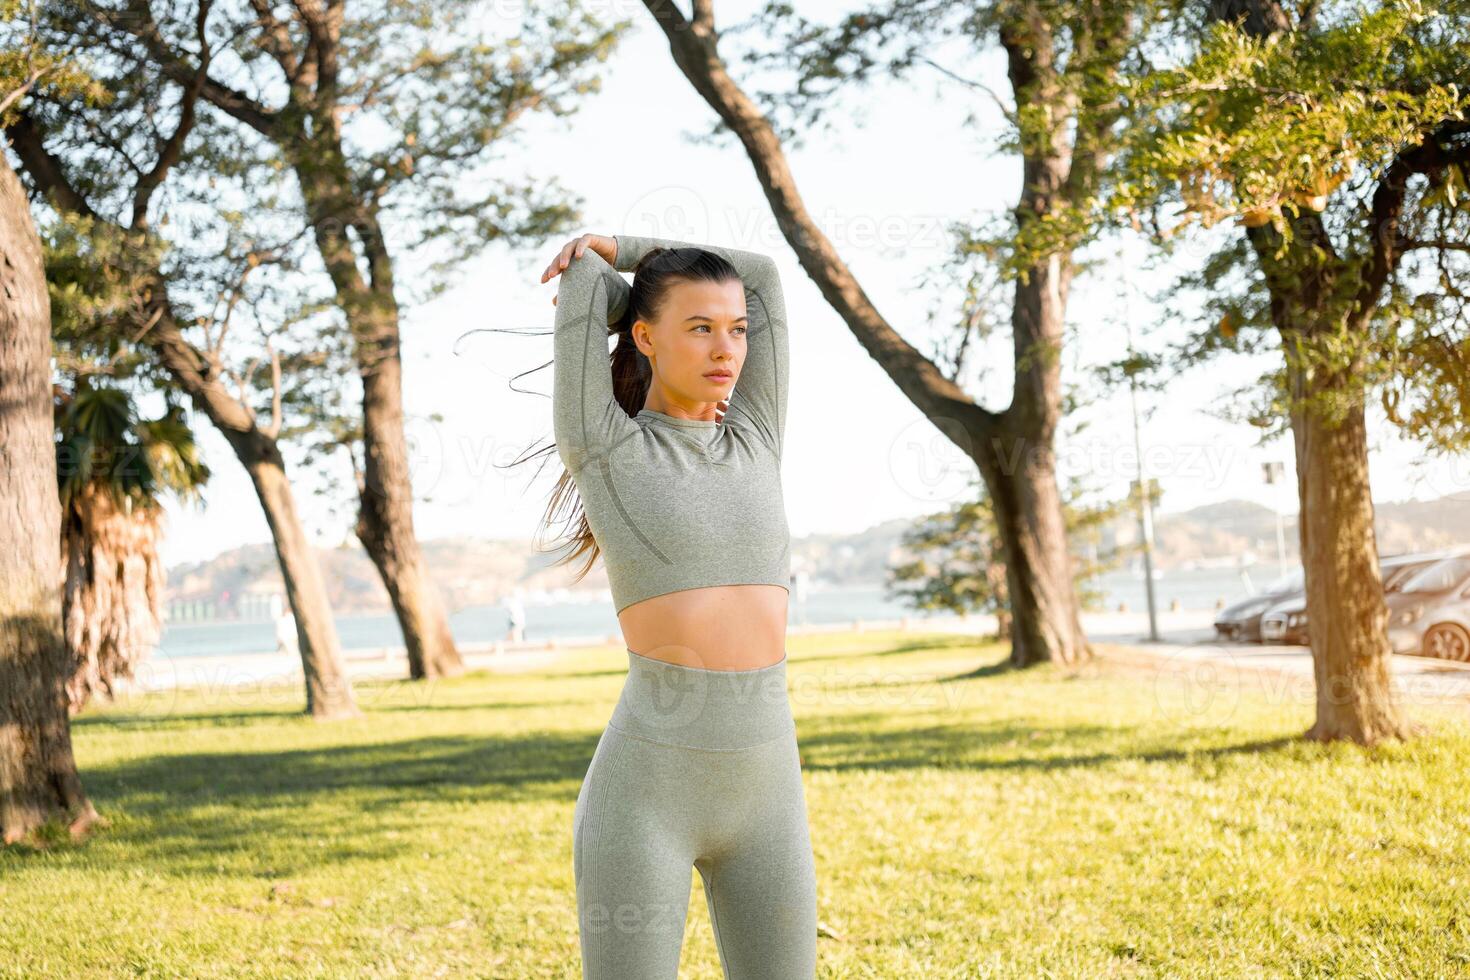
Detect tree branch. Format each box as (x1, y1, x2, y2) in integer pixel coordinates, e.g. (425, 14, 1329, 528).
(110, 0, 284, 139)
(1398, 238, 1470, 253)
(246, 0, 303, 83)
(131, 0, 213, 228)
(4, 109, 98, 217)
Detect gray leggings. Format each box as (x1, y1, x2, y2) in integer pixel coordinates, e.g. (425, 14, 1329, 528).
(573, 648, 818, 978)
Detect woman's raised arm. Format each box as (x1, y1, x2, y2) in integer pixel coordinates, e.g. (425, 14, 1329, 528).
(551, 247, 639, 475)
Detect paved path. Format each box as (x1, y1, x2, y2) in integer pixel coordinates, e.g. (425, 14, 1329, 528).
(924, 609, 1470, 712)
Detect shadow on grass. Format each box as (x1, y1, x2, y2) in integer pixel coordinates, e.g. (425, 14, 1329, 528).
(73, 707, 306, 729)
(83, 728, 602, 800)
(793, 712, 1303, 774)
(47, 717, 1302, 879)
(2, 729, 608, 875)
(73, 697, 609, 730)
(23, 633, 1309, 877)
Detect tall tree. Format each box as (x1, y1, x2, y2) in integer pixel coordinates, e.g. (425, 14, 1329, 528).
(629, 0, 1164, 667)
(1112, 0, 1470, 742)
(1, 0, 107, 844)
(5, 9, 363, 718)
(92, 0, 631, 680)
(0, 146, 99, 845)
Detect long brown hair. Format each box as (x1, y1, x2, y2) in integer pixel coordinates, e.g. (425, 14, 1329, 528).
(536, 245, 741, 582)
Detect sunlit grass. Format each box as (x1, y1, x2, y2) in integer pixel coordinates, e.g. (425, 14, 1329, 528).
(4, 630, 1469, 977)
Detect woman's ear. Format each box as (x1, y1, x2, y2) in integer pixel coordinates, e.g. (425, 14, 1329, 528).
(631, 319, 653, 359)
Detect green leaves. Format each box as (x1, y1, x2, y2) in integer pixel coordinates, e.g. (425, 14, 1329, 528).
(1115, 0, 1470, 237)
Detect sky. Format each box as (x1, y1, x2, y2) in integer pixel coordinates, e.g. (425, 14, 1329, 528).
(152, 0, 1470, 568)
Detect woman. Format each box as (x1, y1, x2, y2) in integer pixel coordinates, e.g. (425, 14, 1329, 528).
(539, 232, 816, 979)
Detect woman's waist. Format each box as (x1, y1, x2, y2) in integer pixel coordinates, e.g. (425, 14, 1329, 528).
(608, 646, 795, 751)
(618, 584, 787, 670)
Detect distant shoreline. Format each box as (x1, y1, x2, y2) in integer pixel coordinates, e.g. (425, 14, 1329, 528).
(107, 609, 1237, 697)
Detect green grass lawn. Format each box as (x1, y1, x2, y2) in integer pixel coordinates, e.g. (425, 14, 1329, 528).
(4, 630, 1470, 978)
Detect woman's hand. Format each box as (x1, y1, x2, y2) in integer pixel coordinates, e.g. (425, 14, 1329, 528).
(543, 234, 617, 304)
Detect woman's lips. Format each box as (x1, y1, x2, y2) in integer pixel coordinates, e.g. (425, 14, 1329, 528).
(705, 372, 732, 380)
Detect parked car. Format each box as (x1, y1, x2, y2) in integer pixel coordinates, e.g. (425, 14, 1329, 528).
(1259, 549, 1467, 645)
(1386, 554, 1470, 661)
(1214, 569, 1303, 642)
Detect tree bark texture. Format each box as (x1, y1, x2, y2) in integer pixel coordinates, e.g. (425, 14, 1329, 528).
(0, 153, 99, 845)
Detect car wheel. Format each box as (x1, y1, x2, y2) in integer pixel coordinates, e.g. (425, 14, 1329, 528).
(1423, 624, 1470, 662)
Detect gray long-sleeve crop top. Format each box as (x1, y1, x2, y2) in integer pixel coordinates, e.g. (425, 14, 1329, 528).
(551, 234, 790, 614)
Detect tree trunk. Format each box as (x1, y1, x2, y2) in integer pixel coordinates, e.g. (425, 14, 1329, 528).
(60, 481, 166, 713)
(146, 316, 362, 719)
(983, 217, 1091, 668)
(0, 154, 100, 845)
(296, 159, 463, 681)
(1214, 0, 1425, 747)
(1288, 356, 1424, 743)
(144, 295, 363, 719)
(983, 429, 1090, 667)
(354, 350, 462, 681)
(639, 2, 1094, 669)
(240, 449, 361, 719)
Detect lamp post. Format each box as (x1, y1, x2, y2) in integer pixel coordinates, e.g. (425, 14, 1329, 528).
(1119, 248, 1160, 642)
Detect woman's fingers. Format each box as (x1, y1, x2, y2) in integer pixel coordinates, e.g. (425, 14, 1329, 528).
(543, 243, 572, 283)
(543, 234, 594, 289)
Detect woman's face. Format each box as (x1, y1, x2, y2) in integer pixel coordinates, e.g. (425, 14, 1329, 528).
(634, 277, 748, 404)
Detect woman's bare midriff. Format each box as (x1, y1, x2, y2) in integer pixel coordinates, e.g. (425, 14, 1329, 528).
(617, 584, 789, 671)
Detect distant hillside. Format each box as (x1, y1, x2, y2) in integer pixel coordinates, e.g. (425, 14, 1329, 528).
(163, 495, 1470, 616)
(165, 535, 606, 616)
(1106, 495, 1470, 569)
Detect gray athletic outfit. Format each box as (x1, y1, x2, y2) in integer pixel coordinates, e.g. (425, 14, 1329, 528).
(553, 235, 816, 978)
(552, 235, 791, 615)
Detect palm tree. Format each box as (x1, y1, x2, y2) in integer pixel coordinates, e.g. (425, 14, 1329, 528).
(55, 383, 209, 712)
